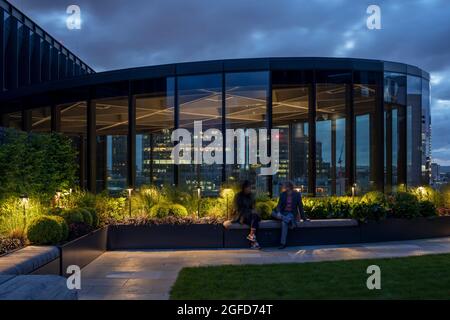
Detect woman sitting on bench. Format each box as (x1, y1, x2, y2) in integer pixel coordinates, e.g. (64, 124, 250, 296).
(232, 180, 261, 249)
(272, 181, 308, 249)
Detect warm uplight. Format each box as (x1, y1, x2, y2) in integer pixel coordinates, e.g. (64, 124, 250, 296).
(20, 194, 29, 205)
(127, 188, 133, 197)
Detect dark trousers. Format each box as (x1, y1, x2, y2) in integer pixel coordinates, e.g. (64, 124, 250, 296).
(242, 213, 261, 230)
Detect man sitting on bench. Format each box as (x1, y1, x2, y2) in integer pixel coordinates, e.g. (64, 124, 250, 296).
(272, 181, 309, 249)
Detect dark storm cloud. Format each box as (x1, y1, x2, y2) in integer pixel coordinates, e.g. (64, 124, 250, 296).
(8, 0, 450, 164)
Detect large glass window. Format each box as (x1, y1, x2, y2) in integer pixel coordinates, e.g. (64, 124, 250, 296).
(31, 107, 51, 132)
(135, 78, 174, 188)
(272, 71, 311, 197)
(407, 75, 422, 187)
(59, 101, 88, 187)
(421, 79, 431, 185)
(95, 96, 128, 193)
(354, 72, 378, 193)
(178, 74, 222, 196)
(316, 71, 350, 196)
(226, 72, 269, 194)
(384, 72, 406, 192)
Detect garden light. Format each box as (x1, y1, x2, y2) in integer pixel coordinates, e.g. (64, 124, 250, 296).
(127, 188, 133, 218)
(352, 184, 357, 200)
(197, 187, 201, 219)
(221, 188, 235, 220)
(20, 194, 29, 228)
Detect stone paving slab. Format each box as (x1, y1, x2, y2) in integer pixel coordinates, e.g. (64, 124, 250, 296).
(79, 237, 450, 300)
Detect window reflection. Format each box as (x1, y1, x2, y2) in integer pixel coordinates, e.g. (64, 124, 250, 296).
(31, 107, 51, 132)
(95, 97, 128, 193)
(384, 72, 406, 192)
(407, 75, 422, 187)
(316, 79, 348, 196)
(226, 72, 269, 194)
(135, 78, 174, 188)
(178, 74, 222, 196)
(354, 72, 378, 193)
(272, 71, 310, 196)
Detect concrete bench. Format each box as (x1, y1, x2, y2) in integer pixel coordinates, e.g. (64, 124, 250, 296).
(223, 219, 359, 230)
(223, 219, 360, 248)
(0, 246, 60, 275)
(0, 275, 77, 300)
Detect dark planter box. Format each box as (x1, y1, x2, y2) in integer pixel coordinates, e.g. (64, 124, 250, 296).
(59, 227, 108, 277)
(360, 216, 450, 243)
(223, 226, 361, 248)
(107, 224, 224, 250)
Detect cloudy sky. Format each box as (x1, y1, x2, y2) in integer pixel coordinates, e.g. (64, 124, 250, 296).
(9, 0, 450, 165)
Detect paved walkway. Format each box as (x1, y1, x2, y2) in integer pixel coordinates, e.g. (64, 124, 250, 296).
(79, 237, 450, 300)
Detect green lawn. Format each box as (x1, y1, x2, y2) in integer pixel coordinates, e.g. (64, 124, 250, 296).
(170, 253, 450, 300)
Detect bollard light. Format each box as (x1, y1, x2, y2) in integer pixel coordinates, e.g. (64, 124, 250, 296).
(197, 187, 201, 219)
(20, 194, 29, 228)
(127, 188, 133, 218)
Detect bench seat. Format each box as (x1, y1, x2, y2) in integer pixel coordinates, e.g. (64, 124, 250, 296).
(224, 219, 358, 230)
(0, 246, 59, 275)
(0, 275, 77, 300)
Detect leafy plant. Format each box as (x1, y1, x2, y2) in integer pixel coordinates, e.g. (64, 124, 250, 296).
(61, 209, 85, 225)
(256, 201, 274, 220)
(410, 186, 444, 208)
(418, 200, 437, 217)
(78, 208, 93, 227)
(27, 216, 64, 245)
(389, 192, 420, 219)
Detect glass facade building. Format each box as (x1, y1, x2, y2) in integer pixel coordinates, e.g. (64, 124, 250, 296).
(0, 57, 431, 197)
(0, 1, 432, 197)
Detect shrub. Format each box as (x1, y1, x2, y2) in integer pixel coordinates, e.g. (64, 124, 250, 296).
(68, 222, 93, 241)
(0, 196, 46, 239)
(410, 186, 444, 208)
(169, 204, 189, 218)
(27, 216, 63, 245)
(390, 192, 420, 218)
(351, 202, 387, 222)
(52, 215, 69, 241)
(441, 184, 450, 209)
(0, 237, 25, 255)
(78, 208, 93, 227)
(83, 207, 99, 228)
(62, 208, 85, 225)
(149, 204, 171, 218)
(256, 201, 274, 220)
(0, 129, 77, 198)
(361, 191, 387, 206)
(418, 200, 437, 217)
(95, 194, 127, 224)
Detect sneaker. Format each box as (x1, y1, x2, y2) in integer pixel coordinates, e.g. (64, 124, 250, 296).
(251, 242, 261, 250)
(246, 234, 256, 242)
(278, 244, 287, 250)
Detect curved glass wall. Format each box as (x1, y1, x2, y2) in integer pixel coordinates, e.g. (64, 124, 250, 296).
(135, 78, 175, 188)
(407, 75, 423, 188)
(225, 72, 269, 194)
(178, 74, 222, 195)
(272, 70, 311, 197)
(0, 65, 431, 196)
(354, 71, 379, 194)
(384, 72, 406, 192)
